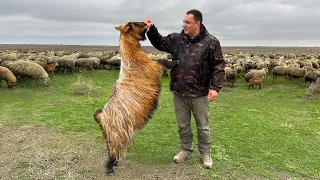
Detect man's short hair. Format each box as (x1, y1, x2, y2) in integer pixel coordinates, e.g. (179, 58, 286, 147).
(186, 9, 203, 24)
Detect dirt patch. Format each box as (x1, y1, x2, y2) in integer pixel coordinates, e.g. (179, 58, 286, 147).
(0, 120, 203, 180)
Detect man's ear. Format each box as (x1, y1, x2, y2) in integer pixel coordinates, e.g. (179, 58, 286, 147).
(197, 21, 201, 27)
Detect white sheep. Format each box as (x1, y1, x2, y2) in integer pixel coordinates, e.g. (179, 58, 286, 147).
(245, 68, 268, 83)
(224, 66, 236, 87)
(75, 57, 101, 70)
(4, 60, 50, 85)
(0, 66, 17, 88)
(54, 53, 79, 72)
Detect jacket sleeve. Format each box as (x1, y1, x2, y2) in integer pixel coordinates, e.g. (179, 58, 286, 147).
(147, 24, 176, 54)
(209, 39, 226, 92)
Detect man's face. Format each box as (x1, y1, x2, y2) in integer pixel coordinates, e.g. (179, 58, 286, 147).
(182, 14, 200, 38)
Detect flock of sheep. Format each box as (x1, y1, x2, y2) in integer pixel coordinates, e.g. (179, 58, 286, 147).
(1, 49, 320, 89)
(0, 49, 170, 88)
(223, 52, 320, 89)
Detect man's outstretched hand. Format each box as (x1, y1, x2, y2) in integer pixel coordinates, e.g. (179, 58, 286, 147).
(144, 18, 153, 28)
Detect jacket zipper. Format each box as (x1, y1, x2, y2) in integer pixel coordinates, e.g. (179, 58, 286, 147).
(182, 42, 190, 97)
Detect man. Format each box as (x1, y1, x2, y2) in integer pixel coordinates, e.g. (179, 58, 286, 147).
(145, 9, 225, 169)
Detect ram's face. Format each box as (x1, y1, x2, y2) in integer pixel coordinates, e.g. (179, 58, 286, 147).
(115, 21, 148, 41)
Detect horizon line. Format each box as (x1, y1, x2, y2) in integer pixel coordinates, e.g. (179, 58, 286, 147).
(0, 43, 319, 48)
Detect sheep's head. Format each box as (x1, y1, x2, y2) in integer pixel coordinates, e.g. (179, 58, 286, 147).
(115, 21, 148, 41)
(43, 76, 50, 86)
(262, 67, 269, 73)
(8, 77, 16, 88)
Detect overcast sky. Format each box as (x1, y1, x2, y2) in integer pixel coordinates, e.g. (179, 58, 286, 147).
(0, 0, 319, 46)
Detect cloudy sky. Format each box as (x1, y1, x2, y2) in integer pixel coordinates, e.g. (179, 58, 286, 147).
(0, 0, 319, 46)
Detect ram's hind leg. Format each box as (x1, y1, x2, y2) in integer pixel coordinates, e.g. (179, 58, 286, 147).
(105, 155, 117, 176)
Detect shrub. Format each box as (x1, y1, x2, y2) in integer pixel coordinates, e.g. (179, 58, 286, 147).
(305, 78, 320, 98)
(72, 75, 96, 95)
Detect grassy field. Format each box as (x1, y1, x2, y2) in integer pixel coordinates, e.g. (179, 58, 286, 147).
(0, 69, 319, 179)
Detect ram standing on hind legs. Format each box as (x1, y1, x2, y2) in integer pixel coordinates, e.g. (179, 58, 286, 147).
(145, 9, 226, 169)
(94, 21, 163, 176)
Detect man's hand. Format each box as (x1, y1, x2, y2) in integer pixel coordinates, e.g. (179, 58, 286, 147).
(144, 18, 153, 28)
(207, 89, 218, 102)
(154, 58, 178, 69)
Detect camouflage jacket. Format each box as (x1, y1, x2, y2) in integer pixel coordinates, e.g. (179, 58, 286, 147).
(147, 24, 226, 97)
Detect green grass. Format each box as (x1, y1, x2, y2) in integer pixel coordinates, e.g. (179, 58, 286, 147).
(1, 70, 319, 179)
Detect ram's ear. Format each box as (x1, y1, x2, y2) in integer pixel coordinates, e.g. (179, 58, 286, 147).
(115, 25, 122, 31)
(124, 20, 131, 26)
(123, 25, 131, 33)
(122, 20, 133, 32)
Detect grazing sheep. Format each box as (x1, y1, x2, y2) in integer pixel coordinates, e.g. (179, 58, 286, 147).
(87, 51, 104, 58)
(304, 60, 314, 69)
(4, 60, 50, 85)
(0, 66, 16, 88)
(54, 51, 64, 57)
(253, 68, 268, 78)
(242, 61, 255, 73)
(287, 67, 306, 82)
(99, 52, 117, 68)
(44, 50, 55, 57)
(232, 64, 242, 75)
(75, 57, 101, 71)
(0, 60, 14, 68)
(0, 53, 17, 61)
(248, 77, 263, 89)
(245, 68, 267, 83)
(310, 59, 319, 69)
(288, 54, 296, 59)
(245, 71, 254, 83)
(224, 66, 236, 87)
(42, 63, 57, 76)
(54, 53, 78, 72)
(269, 54, 276, 59)
(94, 21, 163, 176)
(78, 53, 90, 58)
(256, 61, 268, 70)
(304, 70, 320, 84)
(102, 54, 121, 69)
(272, 66, 288, 83)
(269, 60, 282, 70)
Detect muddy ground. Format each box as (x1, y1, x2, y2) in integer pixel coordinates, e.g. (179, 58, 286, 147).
(0, 120, 205, 180)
